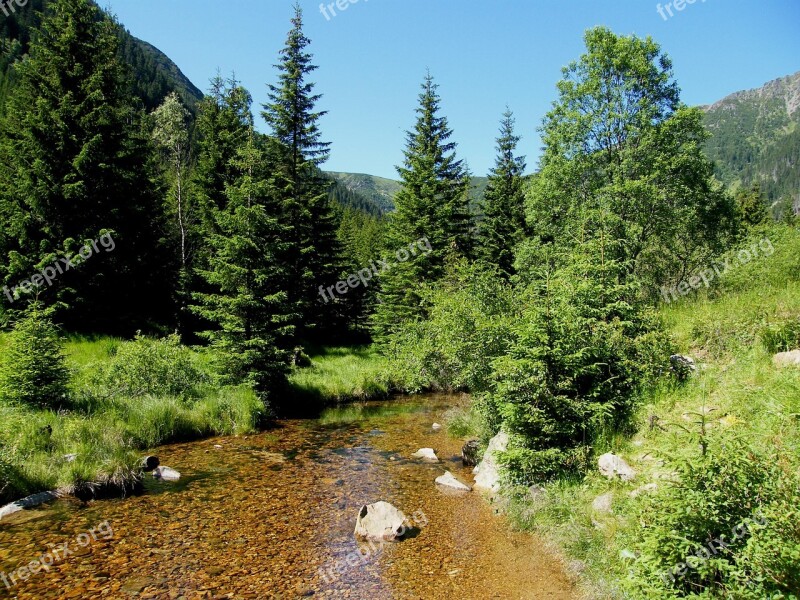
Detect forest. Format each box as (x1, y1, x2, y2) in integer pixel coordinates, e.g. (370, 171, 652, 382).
(0, 1, 798, 599)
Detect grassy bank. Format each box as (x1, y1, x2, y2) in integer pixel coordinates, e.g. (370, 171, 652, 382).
(440, 224, 800, 598)
(0, 335, 398, 506)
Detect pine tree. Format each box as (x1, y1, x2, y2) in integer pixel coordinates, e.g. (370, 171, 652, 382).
(372, 73, 473, 341)
(477, 109, 528, 278)
(192, 116, 296, 401)
(261, 4, 342, 341)
(0, 0, 169, 331)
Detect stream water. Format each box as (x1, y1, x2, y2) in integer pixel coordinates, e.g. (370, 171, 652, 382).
(0, 394, 575, 599)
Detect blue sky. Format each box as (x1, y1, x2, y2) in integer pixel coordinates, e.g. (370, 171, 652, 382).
(104, 0, 799, 179)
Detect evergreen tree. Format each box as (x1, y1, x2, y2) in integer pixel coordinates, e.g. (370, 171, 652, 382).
(735, 183, 769, 227)
(261, 4, 342, 341)
(373, 73, 473, 341)
(0, 0, 169, 331)
(192, 112, 296, 401)
(477, 109, 528, 278)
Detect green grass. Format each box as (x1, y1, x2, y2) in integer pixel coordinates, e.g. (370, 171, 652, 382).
(0, 335, 265, 505)
(493, 224, 800, 599)
(288, 345, 393, 406)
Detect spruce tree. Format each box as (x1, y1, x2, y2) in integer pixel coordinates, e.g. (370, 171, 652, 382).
(0, 0, 169, 331)
(373, 73, 473, 341)
(477, 109, 528, 278)
(192, 111, 296, 401)
(261, 4, 342, 341)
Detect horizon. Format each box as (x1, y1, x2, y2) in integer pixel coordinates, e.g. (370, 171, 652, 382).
(105, 0, 800, 179)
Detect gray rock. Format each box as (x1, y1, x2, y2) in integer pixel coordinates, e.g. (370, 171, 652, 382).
(0, 490, 62, 522)
(592, 492, 613, 513)
(473, 431, 509, 492)
(141, 455, 160, 472)
(435, 471, 472, 492)
(432, 423, 443, 431)
(462, 440, 480, 467)
(670, 354, 696, 380)
(354, 501, 408, 542)
(411, 448, 439, 462)
(774, 350, 800, 367)
(598, 453, 636, 481)
(152, 466, 181, 482)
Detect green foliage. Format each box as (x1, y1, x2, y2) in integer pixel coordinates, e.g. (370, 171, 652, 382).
(192, 127, 296, 400)
(490, 241, 670, 481)
(87, 333, 207, 400)
(0, 0, 170, 331)
(261, 5, 344, 340)
(624, 438, 800, 598)
(373, 73, 474, 341)
(477, 109, 528, 278)
(384, 259, 516, 393)
(761, 318, 800, 354)
(526, 27, 737, 295)
(735, 183, 770, 227)
(0, 303, 69, 409)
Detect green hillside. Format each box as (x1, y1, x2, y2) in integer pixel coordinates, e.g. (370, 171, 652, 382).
(703, 71, 800, 216)
(0, 0, 203, 114)
(328, 171, 490, 213)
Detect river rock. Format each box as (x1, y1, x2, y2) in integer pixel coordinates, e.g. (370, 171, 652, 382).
(412, 448, 439, 462)
(432, 423, 442, 431)
(598, 453, 636, 481)
(774, 350, 800, 367)
(462, 440, 480, 466)
(0, 490, 62, 522)
(152, 466, 181, 482)
(435, 471, 472, 492)
(354, 501, 408, 542)
(141, 456, 160, 472)
(592, 492, 613, 513)
(629, 483, 658, 498)
(670, 354, 696, 380)
(473, 431, 509, 492)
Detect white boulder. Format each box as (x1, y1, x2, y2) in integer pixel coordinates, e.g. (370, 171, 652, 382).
(774, 350, 800, 367)
(152, 466, 181, 482)
(412, 448, 439, 462)
(598, 453, 636, 482)
(354, 501, 408, 542)
(473, 431, 509, 492)
(435, 471, 472, 492)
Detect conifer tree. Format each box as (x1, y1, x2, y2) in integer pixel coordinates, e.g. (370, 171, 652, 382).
(373, 73, 473, 341)
(261, 4, 342, 340)
(192, 108, 296, 401)
(477, 109, 528, 278)
(0, 0, 169, 331)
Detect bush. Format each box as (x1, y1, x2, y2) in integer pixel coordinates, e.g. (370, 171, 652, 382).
(761, 317, 800, 354)
(0, 303, 70, 409)
(87, 333, 208, 400)
(384, 259, 517, 393)
(624, 437, 800, 598)
(487, 245, 671, 483)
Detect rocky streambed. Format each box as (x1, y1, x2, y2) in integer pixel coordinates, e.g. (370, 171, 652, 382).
(0, 394, 576, 599)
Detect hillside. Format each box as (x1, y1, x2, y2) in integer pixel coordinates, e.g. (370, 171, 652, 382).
(328, 171, 490, 213)
(703, 71, 800, 216)
(0, 0, 203, 114)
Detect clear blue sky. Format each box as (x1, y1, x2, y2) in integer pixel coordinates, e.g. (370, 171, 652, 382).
(104, 0, 799, 179)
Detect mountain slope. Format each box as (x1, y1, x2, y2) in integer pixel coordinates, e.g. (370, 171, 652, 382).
(328, 171, 490, 213)
(702, 71, 800, 215)
(0, 0, 203, 114)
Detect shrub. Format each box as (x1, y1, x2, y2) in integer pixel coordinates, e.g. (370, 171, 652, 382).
(88, 333, 208, 400)
(761, 317, 800, 354)
(0, 303, 70, 409)
(624, 437, 800, 598)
